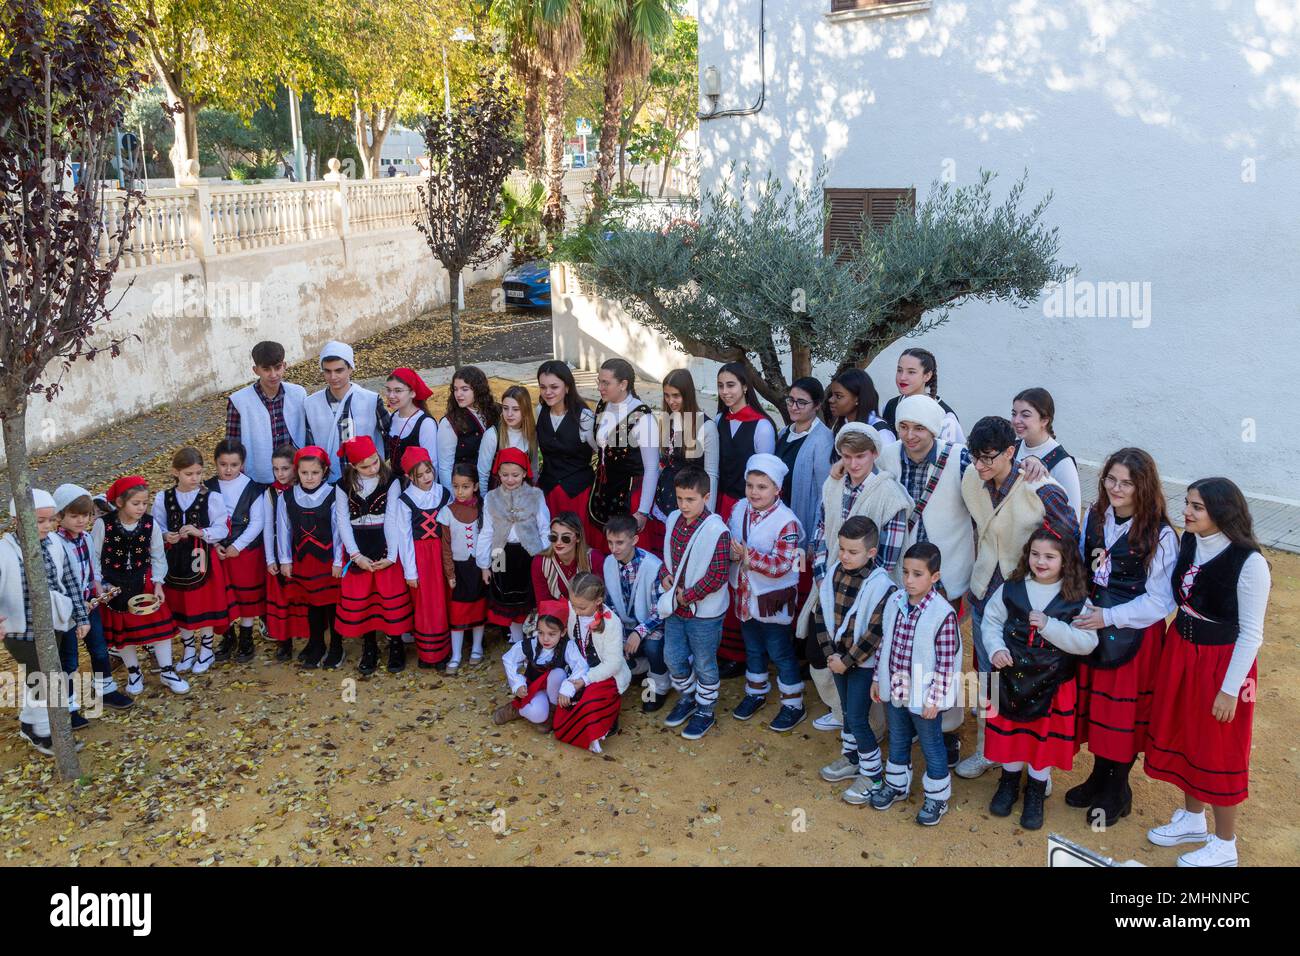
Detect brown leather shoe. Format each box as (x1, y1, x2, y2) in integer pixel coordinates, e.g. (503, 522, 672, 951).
(493, 704, 520, 725)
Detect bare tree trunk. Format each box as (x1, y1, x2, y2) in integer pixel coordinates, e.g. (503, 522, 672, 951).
(448, 267, 463, 368)
(523, 65, 544, 178)
(542, 69, 567, 232)
(163, 89, 197, 179)
(353, 99, 392, 179)
(791, 344, 812, 381)
(1, 406, 80, 781)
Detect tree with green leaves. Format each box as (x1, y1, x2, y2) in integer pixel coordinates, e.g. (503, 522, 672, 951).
(562, 166, 1073, 419)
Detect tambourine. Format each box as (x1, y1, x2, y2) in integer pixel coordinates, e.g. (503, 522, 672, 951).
(127, 593, 163, 615)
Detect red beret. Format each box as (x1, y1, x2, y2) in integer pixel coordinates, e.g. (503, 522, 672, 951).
(536, 599, 569, 623)
(400, 445, 432, 475)
(294, 445, 330, 468)
(339, 436, 379, 465)
(106, 475, 148, 504)
(390, 367, 433, 402)
(492, 446, 533, 479)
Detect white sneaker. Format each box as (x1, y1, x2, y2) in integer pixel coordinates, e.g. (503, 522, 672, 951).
(1148, 808, 1210, 847)
(954, 751, 997, 779)
(820, 755, 859, 782)
(175, 645, 196, 673)
(1177, 834, 1237, 867)
(812, 712, 842, 732)
(125, 667, 144, 695)
(191, 649, 215, 675)
(842, 775, 883, 805)
(159, 666, 190, 694)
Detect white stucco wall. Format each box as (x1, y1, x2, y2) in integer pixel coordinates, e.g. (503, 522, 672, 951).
(693, 0, 1300, 501)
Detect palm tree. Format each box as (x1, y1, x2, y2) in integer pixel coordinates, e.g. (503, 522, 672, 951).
(533, 0, 590, 231)
(487, 0, 546, 178)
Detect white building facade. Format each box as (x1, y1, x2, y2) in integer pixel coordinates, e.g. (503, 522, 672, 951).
(693, 0, 1300, 501)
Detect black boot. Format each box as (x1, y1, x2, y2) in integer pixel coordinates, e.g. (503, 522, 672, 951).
(1066, 757, 1110, 808)
(276, 639, 294, 663)
(236, 625, 256, 663)
(299, 635, 326, 669)
(1020, 776, 1048, 830)
(322, 633, 346, 670)
(213, 628, 237, 663)
(989, 768, 1021, 817)
(1089, 758, 1134, 827)
(718, 659, 745, 680)
(358, 634, 379, 676)
(387, 637, 406, 673)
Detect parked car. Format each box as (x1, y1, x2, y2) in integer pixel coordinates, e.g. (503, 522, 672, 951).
(501, 259, 550, 310)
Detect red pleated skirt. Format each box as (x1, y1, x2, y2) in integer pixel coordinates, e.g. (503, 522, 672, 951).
(1075, 620, 1165, 762)
(986, 677, 1080, 771)
(221, 546, 267, 619)
(100, 586, 176, 648)
(546, 485, 605, 551)
(335, 562, 414, 638)
(1144, 622, 1255, 806)
(264, 570, 308, 641)
(511, 671, 552, 712)
(450, 597, 487, 628)
(408, 539, 451, 664)
(640, 517, 666, 559)
(552, 676, 622, 749)
(164, 545, 235, 633)
(286, 552, 339, 608)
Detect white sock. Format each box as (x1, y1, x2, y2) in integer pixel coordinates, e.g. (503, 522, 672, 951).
(239, 617, 254, 628)
(1027, 764, 1052, 782)
(151, 640, 174, 668)
(179, 630, 196, 658)
(450, 630, 465, 664)
(777, 679, 804, 711)
(119, 646, 140, 670)
(471, 626, 485, 656)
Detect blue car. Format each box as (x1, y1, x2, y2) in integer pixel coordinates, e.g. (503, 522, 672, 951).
(501, 259, 550, 309)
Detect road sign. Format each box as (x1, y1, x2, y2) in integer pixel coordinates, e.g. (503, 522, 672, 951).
(575, 118, 592, 136)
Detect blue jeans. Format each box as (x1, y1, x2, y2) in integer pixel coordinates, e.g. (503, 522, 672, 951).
(740, 619, 801, 690)
(640, 630, 666, 675)
(83, 609, 111, 681)
(832, 666, 878, 763)
(886, 701, 948, 782)
(664, 613, 722, 705)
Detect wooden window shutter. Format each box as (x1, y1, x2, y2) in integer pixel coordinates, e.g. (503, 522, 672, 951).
(824, 186, 916, 261)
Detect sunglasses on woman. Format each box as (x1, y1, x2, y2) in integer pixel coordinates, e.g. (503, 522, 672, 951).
(549, 532, 577, 544)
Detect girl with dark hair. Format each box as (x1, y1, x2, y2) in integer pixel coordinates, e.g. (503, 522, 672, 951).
(551, 573, 631, 754)
(1012, 387, 1082, 520)
(479, 384, 539, 492)
(532, 511, 606, 603)
(263, 444, 307, 661)
(436, 366, 500, 491)
(775, 377, 833, 607)
(649, 369, 719, 556)
(826, 368, 894, 456)
(384, 367, 439, 485)
(277, 446, 342, 670)
(535, 360, 600, 547)
(208, 439, 267, 665)
(391, 446, 453, 672)
(438, 463, 488, 670)
(590, 357, 659, 534)
(1067, 447, 1178, 827)
(882, 348, 963, 444)
(1143, 477, 1270, 868)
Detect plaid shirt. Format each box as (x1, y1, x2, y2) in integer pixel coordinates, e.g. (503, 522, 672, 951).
(898, 441, 972, 543)
(9, 536, 89, 640)
(813, 561, 890, 667)
(618, 548, 664, 637)
(57, 529, 95, 600)
(734, 504, 801, 622)
(887, 589, 959, 709)
(669, 511, 731, 619)
(226, 384, 294, 452)
(812, 474, 909, 581)
(968, 472, 1079, 612)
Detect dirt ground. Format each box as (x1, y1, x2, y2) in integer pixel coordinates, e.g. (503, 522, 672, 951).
(2, 293, 1297, 867)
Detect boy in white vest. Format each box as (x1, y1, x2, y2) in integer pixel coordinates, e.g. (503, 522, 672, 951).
(304, 340, 388, 481)
(807, 422, 912, 735)
(728, 453, 806, 732)
(871, 542, 961, 825)
(955, 415, 1077, 779)
(602, 513, 667, 713)
(809, 516, 899, 804)
(657, 466, 731, 741)
(225, 340, 308, 485)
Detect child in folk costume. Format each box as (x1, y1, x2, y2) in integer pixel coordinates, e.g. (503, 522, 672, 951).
(391, 446, 453, 672)
(92, 477, 186, 695)
(478, 384, 538, 492)
(54, 484, 134, 711)
(658, 466, 732, 741)
(440, 463, 488, 669)
(153, 447, 236, 676)
(805, 517, 898, 806)
(532, 511, 605, 603)
(208, 439, 267, 665)
(982, 524, 1098, 830)
(264, 444, 308, 661)
(535, 360, 601, 549)
(1011, 387, 1082, 521)
(1067, 448, 1178, 826)
(333, 436, 414, 676)
(437, 366, 499, 491)
(383, 367, 439, 487)
(1144, 478, 1270, 868)
(277, 446, 342, 670)
(476, 448, 550, 643)
(871, 543, 961, 826)
(552, 573, 631, 754)
(493, 598, 589, 730)
(728, 454, 806, 732)
(589, 357, 659, 535)
(602, 513, 667, 712)
(648, 369, 719, 557)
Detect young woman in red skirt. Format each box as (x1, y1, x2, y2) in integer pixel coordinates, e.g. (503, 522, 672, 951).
(208, 439, 267, 665)
(333, 436, 413, 676)
(492, 598, 590, 729)
(982, 524, 1098, 830)
(153, 447, 236, 677)
(1144, 478, 1270, 868)
(1068, 448, 1179, 826)
(531, 511, 606, 603)
(93, 476, 186, 695)
(263, 445, 308, 661)
(536, 361, 602, 549)
(590, 358, 658, 545)
(439, 463, 488, 671)
(648, 369, 719, 559)
(392, 446, 452, 672)
(277, 445, 341, 670)
(552, 573, 631, 754)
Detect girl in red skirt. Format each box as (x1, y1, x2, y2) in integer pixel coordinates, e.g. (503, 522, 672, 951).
(1144, 477, 1270, 868)
(263, 444, 307, 661)
(1068, 448, 1179, 826)
(277, 446, 341, 670)
(536, 360, 602, 548)
(648, 369, 719, 558)
(393, 446, 452, 672)
(492, 598, 590, 729)
(552, 573, 631, 753)
(209, 439, 267, 666)
(476, 448, 550, 643)
(590, 358, 658, 540)
(152, 447, 236, 677)
(333, 436, 413, 675)
(531, 511, 606, 603)
(439, 463, 488, 669)
(93, 476, 186, 695)
(982, 524, 1098, 830)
